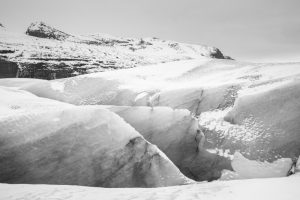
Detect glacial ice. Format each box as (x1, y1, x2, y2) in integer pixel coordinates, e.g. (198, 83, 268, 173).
(221, 152, 292, 180)
(104, 105, 232, 181)
(1, 58, 300, 182)
(0, 86, 191, 187)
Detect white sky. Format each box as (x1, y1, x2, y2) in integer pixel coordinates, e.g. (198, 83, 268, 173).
(1, 0, 300, 62)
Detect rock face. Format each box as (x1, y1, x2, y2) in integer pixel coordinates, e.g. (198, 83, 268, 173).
(0, 58, 18, 78)
(0, 22, 229, 79)
(0, 87, 191, 187)
(26, 22, 70, 40)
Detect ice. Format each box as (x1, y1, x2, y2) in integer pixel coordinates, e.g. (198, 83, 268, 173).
(0, 87, 191, 187)
(1, 57, 300, 182)
(103, 105, 232, 181)
(221, 152, 292, 180)
(224, 79, 300, 160)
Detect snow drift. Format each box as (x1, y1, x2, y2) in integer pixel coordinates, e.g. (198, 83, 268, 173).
(1, 175, 300, 200)
(0, 86, 191, 187)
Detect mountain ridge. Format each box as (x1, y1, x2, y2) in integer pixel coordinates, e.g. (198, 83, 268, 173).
(0, 21, 231, 79)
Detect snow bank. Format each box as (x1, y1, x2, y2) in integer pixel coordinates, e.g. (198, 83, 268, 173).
(1, 176, 300, 200)
(0, 87, 191, 187)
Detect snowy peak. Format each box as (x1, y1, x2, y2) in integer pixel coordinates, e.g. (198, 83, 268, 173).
(26, 21, 71, 40)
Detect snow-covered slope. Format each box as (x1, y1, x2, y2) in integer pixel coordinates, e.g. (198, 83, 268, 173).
(0, 22, 228, 79)
(1, 176, 300, 200)
(0, 86, 192, 187)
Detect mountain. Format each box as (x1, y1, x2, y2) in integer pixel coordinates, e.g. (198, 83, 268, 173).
(0, 21, 230, 79)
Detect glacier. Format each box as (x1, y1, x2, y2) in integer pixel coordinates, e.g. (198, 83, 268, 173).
(0, 86, 192, 187)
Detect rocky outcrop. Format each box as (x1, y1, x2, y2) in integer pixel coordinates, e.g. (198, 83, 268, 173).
(209, 47, 225, 59)
(0, 58, 18, 78)
(26, 22, 70, 40)
(17, 62, 88, 80)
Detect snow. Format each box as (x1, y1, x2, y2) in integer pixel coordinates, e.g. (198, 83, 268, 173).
(0, 86, 191, 187)
(1, 176, 300, 200)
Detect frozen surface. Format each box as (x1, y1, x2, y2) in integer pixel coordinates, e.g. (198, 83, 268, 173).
(1, 176, 300, 200)
(104, 105, 232, 181)
(0, 86, 191, 187)
(1, 58, 300, 180)
(221, 152, 292, 180)
(232, 152, 292, 179)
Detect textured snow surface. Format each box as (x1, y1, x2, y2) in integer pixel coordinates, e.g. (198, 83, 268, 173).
(0, 86, 191, 187)
(1, 176, 300, 200)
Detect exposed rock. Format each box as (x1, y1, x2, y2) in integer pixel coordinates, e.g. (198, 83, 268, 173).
(26, 22, 70, 40)
(0, 58, 18, 78)
(209, 47, 225, 59)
